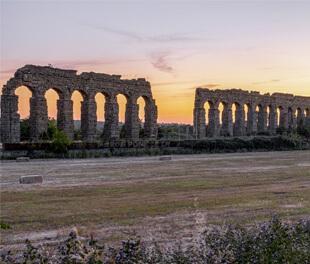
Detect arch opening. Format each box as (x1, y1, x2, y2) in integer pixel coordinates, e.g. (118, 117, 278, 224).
(277, 107, 282, 127)
(71, 90, 84, 140)
(95, 93, 106, 140)
(45, 88, 60, 120)
(266, 106, 271, 127)
(232, 103, 237, 123)
(203, 101, 213, 125)
(219, 102, 225, 125)
(14, 86, 32, 120)
(137, 96, 147, 138)
(95, 93, 106, 122)
(117, 94, 128, 138)
(14, 86, 32, 141)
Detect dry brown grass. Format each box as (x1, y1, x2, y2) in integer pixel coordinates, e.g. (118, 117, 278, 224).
(1, 150, 309, 247)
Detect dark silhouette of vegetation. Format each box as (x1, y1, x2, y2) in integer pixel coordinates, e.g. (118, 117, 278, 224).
(41, 118, 58, 140)
(20, 118, 30, 142)
(74, 129, 82, 141)
(2, 214, 310, 263)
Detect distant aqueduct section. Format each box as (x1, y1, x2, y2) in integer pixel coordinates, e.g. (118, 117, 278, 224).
(1, 65, 158, 143)
(193, 88, 310, 139)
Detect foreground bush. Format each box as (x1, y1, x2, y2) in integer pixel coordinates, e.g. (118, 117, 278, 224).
(2, 214, 310, 263)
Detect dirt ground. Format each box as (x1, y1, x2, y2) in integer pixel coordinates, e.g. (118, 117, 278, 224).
(1, 150, 310, 250)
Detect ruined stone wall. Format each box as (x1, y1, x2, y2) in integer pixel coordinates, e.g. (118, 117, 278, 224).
(193, 88, 310, 139)
(1, 65, 158, 143)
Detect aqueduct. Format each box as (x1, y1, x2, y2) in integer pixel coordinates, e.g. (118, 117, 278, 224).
(193, 88, 310, 139)
(1, 65, 158, 143)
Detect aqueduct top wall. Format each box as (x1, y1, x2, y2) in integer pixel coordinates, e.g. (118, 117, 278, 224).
(1, 65, 158, 143)
(193, 88, 310, 138)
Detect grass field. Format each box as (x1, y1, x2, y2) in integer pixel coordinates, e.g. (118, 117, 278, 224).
(1, 150, 309, 248)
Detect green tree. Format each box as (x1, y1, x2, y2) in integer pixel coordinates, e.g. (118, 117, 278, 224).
(297, 125, 310, 140)
(120, 125, 125, 139)
(20, 118, 30, 141)
(41, 118, 58, 140)
(139, 119, 145, 138)
(50, 130, 71, 154)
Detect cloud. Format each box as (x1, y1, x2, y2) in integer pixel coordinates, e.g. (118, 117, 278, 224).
(0, 68, 16, 74)
(149, 49, 204, 74)
(188, 83, 221, 89)
(253, 79, 281, 85)
(0, 59, 144, 75)
(170, 92, 193, 98)
(88, 25, 201, 43)
(56, 59, 144, 69)
(152, 81, 194, 87)
(150, 51, 174, 73)
(201, 84, 221, 88)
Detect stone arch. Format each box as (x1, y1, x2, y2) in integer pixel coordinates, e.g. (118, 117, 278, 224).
(204, 100, 220, 137)
(1, 65, 157, 142)
(12, 85, 49, 141)
(296, 107, 304, 127)
(138, 95, 158, 139)
(193, 88, 310, 139)
(277, 105, 288, 128)
(13, 86, 33, 142)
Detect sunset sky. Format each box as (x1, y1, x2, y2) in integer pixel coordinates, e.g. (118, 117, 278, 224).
(1, 0, 310, 124)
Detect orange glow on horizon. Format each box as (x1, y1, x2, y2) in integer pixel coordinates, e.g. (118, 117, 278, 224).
(1, 68, 309, 125)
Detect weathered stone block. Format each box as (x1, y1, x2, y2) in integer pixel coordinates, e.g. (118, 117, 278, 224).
(16, 157, 30, 162)
(19, 175, 44, 184)
(159, 156, 172, 161)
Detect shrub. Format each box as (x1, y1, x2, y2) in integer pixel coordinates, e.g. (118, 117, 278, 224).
(50, 130, 71, 154)
(1, 214, 310, 263)
(0, 221, 11, 230)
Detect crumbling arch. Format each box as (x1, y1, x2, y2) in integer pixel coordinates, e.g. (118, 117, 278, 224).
(1, 65, 158, 143)
(193, 88, 310, 139)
